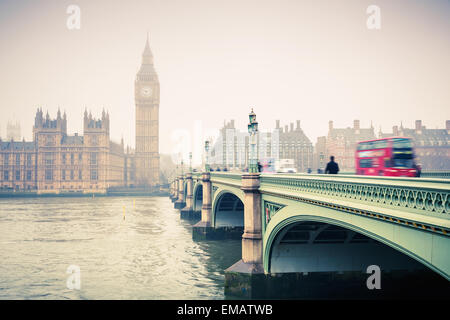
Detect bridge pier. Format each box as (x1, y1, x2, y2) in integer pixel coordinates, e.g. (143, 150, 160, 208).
(180, 173, 199, 219)
(225, 172, 266, 298)
(192, 172, 216, 240)
(169, 181, 175, 201)
(170, 179, 179, 203)
(174, 175, 186, 209)
(192, 172, 243, 240)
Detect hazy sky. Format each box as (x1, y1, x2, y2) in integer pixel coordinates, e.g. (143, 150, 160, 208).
(0, 0, 449, 163)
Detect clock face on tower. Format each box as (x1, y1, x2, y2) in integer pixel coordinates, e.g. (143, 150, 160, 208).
(141, 86, 153, 97)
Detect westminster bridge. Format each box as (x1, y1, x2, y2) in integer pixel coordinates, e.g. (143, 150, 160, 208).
(169, 171, 450, 298)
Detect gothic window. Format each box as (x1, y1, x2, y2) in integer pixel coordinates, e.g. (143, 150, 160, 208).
(15, 170, 20, 180)
(62, 154, 66, 165)
(4, 171, 9, 180)
(91, 136, 98, 146)
(79, 170, 82, 180)
(71, 153, 74, 165)
(4, 154, 9, 166)
(45, 136, 55, 146)
(70, 170, 74, 180)
(44, 153, 53, 165)
(62, 170, 66, 181)
(26, 170, 32, 181)
(90, 153, 97, 165)
(16, 154, 20, 166)
(26, 154, 32, 166)
(45, 169, 53, 181)
(90, 169, 98, 180)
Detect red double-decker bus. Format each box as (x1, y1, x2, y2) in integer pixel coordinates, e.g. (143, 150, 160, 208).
(355, 137, 418, 177)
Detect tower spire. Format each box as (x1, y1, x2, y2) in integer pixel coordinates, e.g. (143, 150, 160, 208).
(135, 32, 160, 187)
(141, 33, 154, 65)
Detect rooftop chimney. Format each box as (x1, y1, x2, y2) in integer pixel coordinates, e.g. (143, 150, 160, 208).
(230, 120, 235, 128)
(276, 120, 280, 129)
(285, 125, 288, 133)
(296, 120, 300, 130)
(415, 120, 422, 133)
(354, 119, 360, 134)
(329, 120, 333, 131)
(393, 125, 399, 136)
(290, 123, 294, 132)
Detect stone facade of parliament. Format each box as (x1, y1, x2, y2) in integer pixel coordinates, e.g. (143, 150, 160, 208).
(0, 37, 160, 193)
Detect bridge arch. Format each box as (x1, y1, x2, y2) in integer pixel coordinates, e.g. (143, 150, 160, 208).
(193, 182, 203, 212)
(263, 202, 450, 280)
(212, 188, 244, 228)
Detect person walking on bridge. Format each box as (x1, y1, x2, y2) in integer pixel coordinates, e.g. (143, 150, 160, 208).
(325, 156, 339, 174)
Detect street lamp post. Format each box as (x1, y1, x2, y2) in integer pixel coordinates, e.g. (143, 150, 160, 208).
(189, 152, 192, 173)
(247, 108, 259, 173)
(204, 140, 210, 172)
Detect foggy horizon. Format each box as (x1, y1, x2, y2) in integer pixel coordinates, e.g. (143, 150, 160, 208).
(0, 0, 449, 163)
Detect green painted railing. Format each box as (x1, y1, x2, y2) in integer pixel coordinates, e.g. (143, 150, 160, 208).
(211, 172, 242, 180)
(259, 174, 450, 219)
(210, 172, 242, 187)
(174, 172, 450, 219)
(192, 172, 202, 180)
(421, 171, 450, 178)
(338, 171, 450, 178)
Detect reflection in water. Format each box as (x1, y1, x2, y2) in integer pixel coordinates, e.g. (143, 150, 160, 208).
(0, 196, 241, 299)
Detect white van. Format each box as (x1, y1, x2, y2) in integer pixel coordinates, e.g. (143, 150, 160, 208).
(276, 159, 297, 173)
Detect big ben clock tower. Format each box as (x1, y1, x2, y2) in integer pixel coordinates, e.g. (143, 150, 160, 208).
(135, 35, 160, 187)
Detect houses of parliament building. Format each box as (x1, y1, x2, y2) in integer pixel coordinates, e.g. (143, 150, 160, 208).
(0, 37, 160, 193)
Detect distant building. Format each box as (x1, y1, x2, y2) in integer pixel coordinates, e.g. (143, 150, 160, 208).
(209, 120, 249, 170)
(6, 121, 21, 141)
(0, 109, 126, 193)
(208, 119, 313, 172)
(0, 35, 162, 192)
(276, 120, 313, 172)
(124, 146, 136, 188)
(379, 120, 450, 170)
(159, 154, 177, 185)
(313, 136, 327, 171)
(323, 120, 376, 171)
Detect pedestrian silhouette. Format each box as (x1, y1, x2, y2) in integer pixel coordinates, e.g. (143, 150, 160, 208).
(325, 156, 339, 174)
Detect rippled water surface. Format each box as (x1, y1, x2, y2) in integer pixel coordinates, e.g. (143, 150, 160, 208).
(0, 196, 241, 299)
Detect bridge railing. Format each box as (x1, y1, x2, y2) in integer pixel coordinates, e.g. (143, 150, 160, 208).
(332, 171, 450, 178)
(182, 172, 450, 220)
(259, 173, 450, 219)
(421, 171, 450, 179)
(210, 172, 242, 187)
(192, 172, 202, 180)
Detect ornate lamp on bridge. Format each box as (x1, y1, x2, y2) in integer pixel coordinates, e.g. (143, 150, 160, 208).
(247, 108, 259, 173)
(204, 140, 210, 172)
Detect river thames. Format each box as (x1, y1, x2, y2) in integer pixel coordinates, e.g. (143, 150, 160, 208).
(0, 196, 241, 299)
